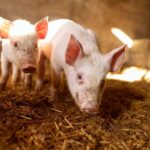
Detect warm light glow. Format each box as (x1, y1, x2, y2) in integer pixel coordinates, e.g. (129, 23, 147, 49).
(111, 28, 133, 48)
(107, 67, 150, 82)
(145, 71, 150, 82)
(10, 19, 34, 36)
(46, 19, 70, 41)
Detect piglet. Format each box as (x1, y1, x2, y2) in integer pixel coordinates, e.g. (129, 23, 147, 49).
(0, 17, 48, 90)
(36, 19, 127, 114)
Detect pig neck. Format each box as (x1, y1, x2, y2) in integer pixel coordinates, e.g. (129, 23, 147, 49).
(38, 39, 52, 60)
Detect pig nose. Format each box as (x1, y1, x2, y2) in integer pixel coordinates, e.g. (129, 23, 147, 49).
(81, 107, 99, 114)
(22, 65, 36, 73)
(81, 101, 99, 114)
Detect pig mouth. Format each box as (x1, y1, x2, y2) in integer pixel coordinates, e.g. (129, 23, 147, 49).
(80, 107, 99, 114)
(22, 65, 36, 73)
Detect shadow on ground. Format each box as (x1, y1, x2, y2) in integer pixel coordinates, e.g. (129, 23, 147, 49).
(0, 79, 149, 150)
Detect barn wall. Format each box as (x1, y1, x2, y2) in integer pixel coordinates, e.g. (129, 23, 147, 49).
(0, 0, 150, 67)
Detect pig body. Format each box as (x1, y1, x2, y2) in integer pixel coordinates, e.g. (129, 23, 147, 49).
(0, 18, 48, 89)
(0, 38, 33, 89)
(37, 19, 127, 114)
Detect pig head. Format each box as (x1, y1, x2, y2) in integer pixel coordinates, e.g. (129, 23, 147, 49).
(64, 35, 127, 114)
(0, 17, 48, 73)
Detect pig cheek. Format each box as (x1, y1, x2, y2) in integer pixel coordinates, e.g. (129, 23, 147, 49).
(76, 91, 88, 109)
(16, 51, 28, 69)
(16, 57, 25, 69)
(10, 50, 22, 68)
(74, 92, 81, 108)
(30, 47, 38, 63)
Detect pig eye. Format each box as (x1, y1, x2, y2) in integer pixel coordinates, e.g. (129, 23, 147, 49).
(77, 74, 82, 79)
(13, 42, 18, 48)
(77, 73, 84, 84)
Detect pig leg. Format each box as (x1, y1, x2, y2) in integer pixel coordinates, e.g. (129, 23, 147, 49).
(35, 53, 46, 90)
(50, 67, 61, 99)
(11, 65, 20, 89)
(20, 71, 25, 82)
(24, 73, 32, 89)
(0, 54, 11, 90)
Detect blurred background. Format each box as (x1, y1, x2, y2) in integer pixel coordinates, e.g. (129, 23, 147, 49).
(0, 0, 150, 79)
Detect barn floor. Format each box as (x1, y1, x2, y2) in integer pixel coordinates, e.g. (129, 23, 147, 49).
(0, 79, 149, 150)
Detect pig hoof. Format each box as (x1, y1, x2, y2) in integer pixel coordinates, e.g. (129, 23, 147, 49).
(50, 86, 58, 100)
(35, 81, 43, 90)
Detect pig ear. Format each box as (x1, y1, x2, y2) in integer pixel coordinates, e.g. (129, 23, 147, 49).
(0, 17, 12, 38)
(105, 45, 127, 72)
(65, 34, 84, 66)
(35, 16, 48, 39)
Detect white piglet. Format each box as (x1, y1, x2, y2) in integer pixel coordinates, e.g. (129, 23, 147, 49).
(0, 17, 48, 89)
(37, 19, 127, 114)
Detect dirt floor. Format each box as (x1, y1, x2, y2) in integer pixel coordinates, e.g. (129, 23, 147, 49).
(0, 79, 149, 150)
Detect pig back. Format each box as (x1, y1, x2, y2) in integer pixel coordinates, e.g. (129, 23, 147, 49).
(47, 19, 99, 72)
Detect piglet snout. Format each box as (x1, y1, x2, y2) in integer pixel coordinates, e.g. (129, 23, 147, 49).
(81, 107, 98, 114)
(22, 64, 36, 73)
(80, 102, 99, 114)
